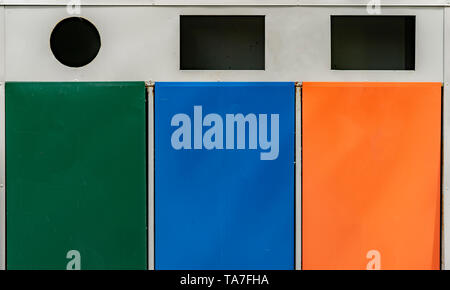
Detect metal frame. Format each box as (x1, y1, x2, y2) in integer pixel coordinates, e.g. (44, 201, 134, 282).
(295, 82, 302, 270)
(146, 81, 155, 270)
(0, 4, 5, 270)
(0, 82, 4, 271)
(443, 7, 450, 270)
(0, 0, 448, 6)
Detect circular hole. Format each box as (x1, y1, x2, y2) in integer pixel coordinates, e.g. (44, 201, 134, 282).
(50, 17, 101, 68)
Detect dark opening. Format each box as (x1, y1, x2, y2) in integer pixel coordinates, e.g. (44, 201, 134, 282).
(50, 17, 101, 68)
(331, 16, 416, 70)
(180, 16, 265, 70)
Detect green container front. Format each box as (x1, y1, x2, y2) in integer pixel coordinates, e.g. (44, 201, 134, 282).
(5, 82, 147, 270)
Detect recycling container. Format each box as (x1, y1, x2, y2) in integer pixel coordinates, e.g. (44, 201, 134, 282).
(0, 1, 447, 270)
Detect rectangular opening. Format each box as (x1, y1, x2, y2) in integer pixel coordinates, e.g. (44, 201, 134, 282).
(180, 16, 265, 70)
(331, 16, 416, 70)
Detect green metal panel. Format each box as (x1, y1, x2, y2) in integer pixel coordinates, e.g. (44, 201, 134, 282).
(5, 82, 147, 270)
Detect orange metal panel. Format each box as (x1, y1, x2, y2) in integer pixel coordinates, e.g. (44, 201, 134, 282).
(302, 82, 441, 270)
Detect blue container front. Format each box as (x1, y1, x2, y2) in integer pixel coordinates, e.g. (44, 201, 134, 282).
(155, 82, 295, 270)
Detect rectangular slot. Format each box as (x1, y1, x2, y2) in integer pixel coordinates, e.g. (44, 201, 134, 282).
(331, 16, 416, 70)
(180, 16, 265, 70)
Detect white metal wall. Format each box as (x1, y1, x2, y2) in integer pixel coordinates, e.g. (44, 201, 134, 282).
(0, 1, 447, 6)
(3, 6, 444, 82)
(0, 5, 5, 271)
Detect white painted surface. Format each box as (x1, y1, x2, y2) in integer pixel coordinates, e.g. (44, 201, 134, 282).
(295, 84, 301, 270)
(4, 6, 444, 82)
(147, 83, 154, 270)
(0, 5, 5, 271)
(0, 82, 4, 271)
(0, 0, 447, 7)
(443, 7, 449, 271)
(0, 0, 300, 5)
(301, 0, 447, 6)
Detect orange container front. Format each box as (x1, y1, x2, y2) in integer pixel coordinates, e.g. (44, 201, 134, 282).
(302, 82, 441, 270)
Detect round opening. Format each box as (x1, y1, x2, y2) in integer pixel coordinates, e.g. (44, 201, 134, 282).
(50, 17, 101, 68)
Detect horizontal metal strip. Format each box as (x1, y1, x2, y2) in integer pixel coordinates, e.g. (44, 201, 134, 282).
(0, 0, 448, 7)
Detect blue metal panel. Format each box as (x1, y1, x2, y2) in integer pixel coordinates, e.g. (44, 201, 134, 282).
(155, 82, 295, 270)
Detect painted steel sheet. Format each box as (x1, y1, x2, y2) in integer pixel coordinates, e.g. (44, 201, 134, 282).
(302, 82, 441, 270)
(5, 82, 147, 270)
(155, 82, 295, 270)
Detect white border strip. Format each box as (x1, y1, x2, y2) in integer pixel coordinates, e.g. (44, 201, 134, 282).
(443, 7, 449, 270)
(0, 4, 5, 270)
(0, 82, 5, 271)
(0, 0, 447, 6)
(295, 82, 301, 270)
(146, 81, 155, 270)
